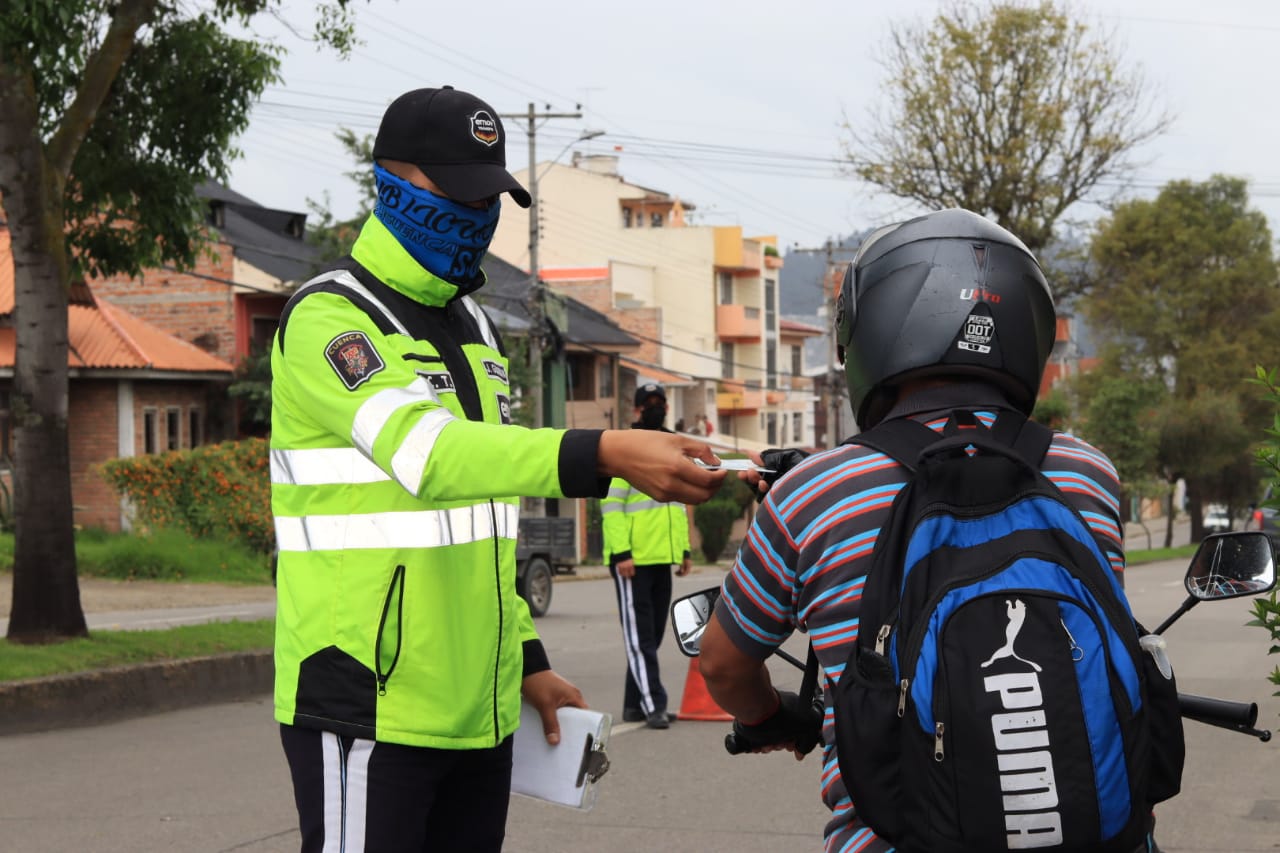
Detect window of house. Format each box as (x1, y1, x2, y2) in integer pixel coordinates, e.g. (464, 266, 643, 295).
(189, 408, 204, 448)
(718, 272, 733, 305)
(650, 212, 663, 228)
(598, 359, 614, 399)
(765, 279, 777, 332)
(793, 412, 803, 442)
(623, 207, 633, 228)
(251, 317, 279, 355)
(767, 413, 778, 445)
(720, 342, 735, 378)
(143, 409, 158, 454)
(791, 344, 803, 377)
(766, 341, 777, 389)
(166, 407, 182, 451)
(567, 354, 594, 401)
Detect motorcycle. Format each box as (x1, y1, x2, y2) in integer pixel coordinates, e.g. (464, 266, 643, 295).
(669, 531, 1277, 843)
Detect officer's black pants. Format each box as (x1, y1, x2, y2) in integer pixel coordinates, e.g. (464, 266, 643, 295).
(610, 563, 673, 715)
(281, 724, 513, 852)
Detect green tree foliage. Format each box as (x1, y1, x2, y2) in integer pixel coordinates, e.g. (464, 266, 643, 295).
(1082, 176, 1280, 541)
(692, 475, 755, 563)
(843, 0, 1170, 252)
(1247, 366, 1280, 700)
(306, 127, 375, 267)
(0, 0, 355, 643)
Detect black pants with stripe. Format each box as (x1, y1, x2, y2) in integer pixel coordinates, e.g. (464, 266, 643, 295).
(609, 563, 673, 716)
(280, 724, 513, 853)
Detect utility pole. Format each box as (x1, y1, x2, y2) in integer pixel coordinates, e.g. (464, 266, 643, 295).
(499, 104, 583, 431)
(792, 239, 859, 448)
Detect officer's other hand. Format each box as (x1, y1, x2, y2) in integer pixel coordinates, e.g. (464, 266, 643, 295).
(676, 556, 692, 576)
(598, 430, 726, 504)
(615, 557, 636, 578)
(521, 669, 587, 746)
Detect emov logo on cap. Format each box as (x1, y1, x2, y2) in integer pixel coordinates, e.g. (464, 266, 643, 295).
(470, 110, 499, 146)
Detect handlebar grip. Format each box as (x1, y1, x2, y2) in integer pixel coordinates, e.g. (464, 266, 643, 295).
(724, 732, 748, 755)
(1179, 692, 1258, 729)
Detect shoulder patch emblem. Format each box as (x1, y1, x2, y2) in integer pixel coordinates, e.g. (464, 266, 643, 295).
(325, 331, 386, 390)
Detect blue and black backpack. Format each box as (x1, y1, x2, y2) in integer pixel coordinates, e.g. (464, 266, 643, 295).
(833, 410, 1184, 853)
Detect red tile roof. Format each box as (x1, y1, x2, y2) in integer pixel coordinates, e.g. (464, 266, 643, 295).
(0, 227, 233, 373)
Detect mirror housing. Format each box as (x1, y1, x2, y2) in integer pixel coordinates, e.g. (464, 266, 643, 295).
(1184, 532, 1277, 601)
(670, 586, 720, 656)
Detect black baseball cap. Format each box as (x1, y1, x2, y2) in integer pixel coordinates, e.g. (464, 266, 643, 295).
(634, 382, 667, 407)
(372, 86, 532, 208)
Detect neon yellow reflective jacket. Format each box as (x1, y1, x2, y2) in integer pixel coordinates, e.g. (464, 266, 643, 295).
(601, 459, 692, 567)
(271, 216, 605, 749)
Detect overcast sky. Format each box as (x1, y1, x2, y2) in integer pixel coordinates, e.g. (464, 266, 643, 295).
(227, 0, 1280, 258)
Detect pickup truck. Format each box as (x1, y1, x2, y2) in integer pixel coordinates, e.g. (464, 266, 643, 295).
(516, 516, 577, 617)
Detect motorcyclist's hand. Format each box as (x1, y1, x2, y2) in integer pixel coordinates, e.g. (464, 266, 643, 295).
(521, 669, 586, 746)
(738, 448, 811, 503)
(731, 689, 822, 758)
(615, 557, 636, 579)
(597, 430, 726, 504)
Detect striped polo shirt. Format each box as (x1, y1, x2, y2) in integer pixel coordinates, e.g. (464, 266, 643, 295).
(715, 384, 1125, 853)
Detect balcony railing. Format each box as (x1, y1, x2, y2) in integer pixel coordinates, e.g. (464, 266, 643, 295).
(716, 304, 762, 343)
(716, 379, 764, 413)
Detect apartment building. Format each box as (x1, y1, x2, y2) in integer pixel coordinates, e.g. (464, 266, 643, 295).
(489, 154, 813, 452)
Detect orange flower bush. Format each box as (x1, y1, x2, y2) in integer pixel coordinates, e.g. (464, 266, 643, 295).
(100, 438, 273, 553)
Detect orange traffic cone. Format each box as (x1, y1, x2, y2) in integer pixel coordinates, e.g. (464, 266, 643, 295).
(676, 657, 733, 721)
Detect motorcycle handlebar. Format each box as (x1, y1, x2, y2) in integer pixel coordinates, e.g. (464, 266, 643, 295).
(1179, 693, 1271, 741)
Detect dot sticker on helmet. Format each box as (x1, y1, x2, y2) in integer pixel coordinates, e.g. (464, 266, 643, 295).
(958, 312, 994, 354)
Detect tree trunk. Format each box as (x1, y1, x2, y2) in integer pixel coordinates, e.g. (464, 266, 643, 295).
(1163, 490, 1175, 550)
(0, 71, 86, 643)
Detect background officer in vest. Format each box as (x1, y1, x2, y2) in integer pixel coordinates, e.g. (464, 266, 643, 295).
(603, 383, 694, 729)
(270, 87, 726, 853)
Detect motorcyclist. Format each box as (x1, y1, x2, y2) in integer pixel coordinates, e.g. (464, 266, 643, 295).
(696, 209, 1139, 851)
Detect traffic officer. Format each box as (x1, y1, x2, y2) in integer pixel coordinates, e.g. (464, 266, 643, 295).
(603, 382, 694, 729)
(270, 86, 725, 853)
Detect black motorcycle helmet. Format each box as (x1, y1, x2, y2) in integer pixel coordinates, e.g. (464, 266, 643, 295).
(835, 209, 1056, 430)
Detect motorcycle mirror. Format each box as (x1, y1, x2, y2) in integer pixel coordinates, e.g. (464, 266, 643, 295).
(670, 586, 720, 657)
(1184, 531, 1277, 601)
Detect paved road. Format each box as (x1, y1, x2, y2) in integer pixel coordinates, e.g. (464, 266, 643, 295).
(2, 555, 1277, 852)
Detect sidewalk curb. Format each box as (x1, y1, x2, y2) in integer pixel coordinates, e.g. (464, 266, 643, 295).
(0, 650, 272, 736)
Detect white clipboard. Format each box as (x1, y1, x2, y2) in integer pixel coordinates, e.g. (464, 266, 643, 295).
(511, 702, 612, 811)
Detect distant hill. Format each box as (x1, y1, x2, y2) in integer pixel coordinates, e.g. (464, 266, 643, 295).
(778, 232, 868, 315)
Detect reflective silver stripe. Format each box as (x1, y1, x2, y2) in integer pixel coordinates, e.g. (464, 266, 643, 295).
(389, 408, 455, 494)
(351, 377, 439, 456)
(605, 486, 631, 500)
(270, 447, 391, 486)
(626, 499, 676, 513)
(460, 296, 500, 349)
(276, 502, 519, 551)
(298, 269, 410, 336)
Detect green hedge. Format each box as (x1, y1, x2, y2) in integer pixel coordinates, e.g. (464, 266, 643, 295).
(99, 439, 272, 553)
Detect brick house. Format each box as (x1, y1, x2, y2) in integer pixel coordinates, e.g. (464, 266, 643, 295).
(0, 224, 235, 532)
(92, 182, 321, 369)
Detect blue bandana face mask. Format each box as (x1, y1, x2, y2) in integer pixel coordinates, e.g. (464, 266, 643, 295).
(372, 164, 501, 288)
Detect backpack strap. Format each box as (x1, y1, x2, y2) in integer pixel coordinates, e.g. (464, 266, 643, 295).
(842, 417, 942, 473)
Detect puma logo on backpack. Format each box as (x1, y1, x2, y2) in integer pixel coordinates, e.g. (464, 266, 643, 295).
(833, 411, 1184, 853)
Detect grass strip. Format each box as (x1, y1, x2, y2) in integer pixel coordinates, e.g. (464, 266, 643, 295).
(0, 619, 273, 682)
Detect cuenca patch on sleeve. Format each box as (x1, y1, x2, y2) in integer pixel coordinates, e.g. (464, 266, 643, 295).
(324, 330, 387, 390)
